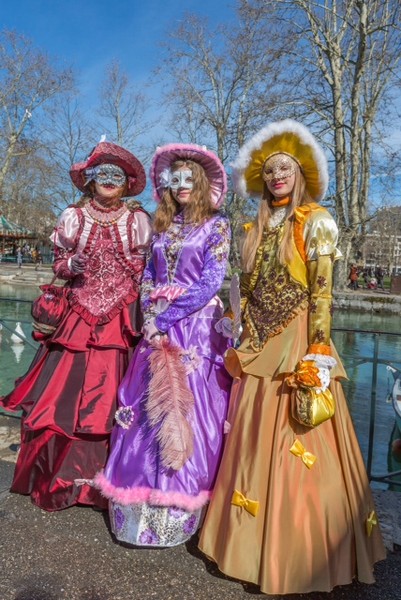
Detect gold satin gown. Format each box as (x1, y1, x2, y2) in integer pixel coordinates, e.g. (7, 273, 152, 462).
(198, 207, 386, 595)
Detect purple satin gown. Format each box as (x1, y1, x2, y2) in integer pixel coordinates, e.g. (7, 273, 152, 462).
(95, 212, 232, 546)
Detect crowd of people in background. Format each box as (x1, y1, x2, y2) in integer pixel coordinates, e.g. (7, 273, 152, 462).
(0, 243, 44, 268)
(348, 264, 386, 291)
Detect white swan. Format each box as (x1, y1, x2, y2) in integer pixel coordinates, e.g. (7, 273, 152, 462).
(10, 322, 26, 344)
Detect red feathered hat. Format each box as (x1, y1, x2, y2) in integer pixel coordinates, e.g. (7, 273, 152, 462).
(70, 141, 146, 197)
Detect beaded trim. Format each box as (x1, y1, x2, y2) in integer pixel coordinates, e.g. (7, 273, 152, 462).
(269, 207, 287, 228)
(86, 199, 127, 226)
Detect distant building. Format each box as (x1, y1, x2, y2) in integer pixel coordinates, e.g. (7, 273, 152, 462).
(361, 207, 401, 274)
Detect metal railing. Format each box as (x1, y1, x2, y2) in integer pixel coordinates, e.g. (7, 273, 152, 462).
(1, 295, 401, 488)
(0, 317, 37, 348)
(332, 326, 401, 488)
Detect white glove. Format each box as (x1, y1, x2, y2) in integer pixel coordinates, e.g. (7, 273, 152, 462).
(143, 318, 162, 342)
(215, 316, 243, 339)
(303, 353, 337, 370)
(69, 252, 87, 274)
(302, 353, 336, 392)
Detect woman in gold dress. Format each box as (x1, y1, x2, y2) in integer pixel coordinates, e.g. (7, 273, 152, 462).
(198, 119, 386, 595)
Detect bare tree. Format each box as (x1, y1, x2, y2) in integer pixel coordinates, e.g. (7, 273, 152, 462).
(362, 206, 401, 274)
(239, 0, 401, 287)
(5, 144, 56, 238)
(42, 95, 95, 212)
(157, 12, 284, 264)
(0, 30, 74, 201)
(97, 60, 151, 149)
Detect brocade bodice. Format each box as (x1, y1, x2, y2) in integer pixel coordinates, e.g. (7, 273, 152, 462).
(241, 205, 341, 355)
(51, 202, 152, 324)
(242, 225, 309, 350)
(141, 213, 231, 333)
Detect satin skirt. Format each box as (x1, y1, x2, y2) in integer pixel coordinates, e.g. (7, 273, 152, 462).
(95, 301, 232, 546)
(198, 311, 386, 595)
(0, 302, 140, 511)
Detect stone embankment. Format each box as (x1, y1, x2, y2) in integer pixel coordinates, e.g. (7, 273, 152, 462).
(333, 289, 401, 315)
(0, 263, 57, 287)
(1, 263, 401, 314)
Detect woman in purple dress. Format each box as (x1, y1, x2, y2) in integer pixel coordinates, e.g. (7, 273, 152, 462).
(94, 143, 232, 546)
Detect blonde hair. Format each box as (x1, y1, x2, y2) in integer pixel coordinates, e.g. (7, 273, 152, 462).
(153, 160, 217, 232)
(241, 161, 313, 273)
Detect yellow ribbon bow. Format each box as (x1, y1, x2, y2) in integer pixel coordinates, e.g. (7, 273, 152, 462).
(366, 510, 378, 537)
(231, 489, 260, 517)
(290, 439, 317, 469)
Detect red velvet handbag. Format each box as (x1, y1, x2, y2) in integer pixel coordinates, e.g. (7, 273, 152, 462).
(31, 273, 69, 341)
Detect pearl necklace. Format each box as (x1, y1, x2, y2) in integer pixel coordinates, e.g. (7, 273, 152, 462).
(86, 199, 127, 227)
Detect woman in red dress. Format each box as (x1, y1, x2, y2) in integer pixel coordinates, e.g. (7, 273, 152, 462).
(1, 141, 152, 511)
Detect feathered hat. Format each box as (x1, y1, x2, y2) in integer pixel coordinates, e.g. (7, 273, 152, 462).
(150, 143, 227, 208)
(70, 140, 146, 196)
(231, 119, 328, 201)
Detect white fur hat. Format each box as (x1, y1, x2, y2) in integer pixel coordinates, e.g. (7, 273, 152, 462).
(231, 119, 329, 201)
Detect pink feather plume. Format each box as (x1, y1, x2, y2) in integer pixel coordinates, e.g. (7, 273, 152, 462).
(147, 337, 195, 471)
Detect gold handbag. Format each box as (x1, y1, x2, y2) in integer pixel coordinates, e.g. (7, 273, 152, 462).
(286, 360, 335, 428)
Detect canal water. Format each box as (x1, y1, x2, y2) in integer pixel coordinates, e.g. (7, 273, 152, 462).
(0, 283, 401, 489)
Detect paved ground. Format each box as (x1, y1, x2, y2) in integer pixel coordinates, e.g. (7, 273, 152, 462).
(0, 415, 401, 600)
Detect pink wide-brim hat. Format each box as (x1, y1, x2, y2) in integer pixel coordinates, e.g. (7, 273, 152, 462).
(150, 143, 227, 208)
(70, 141, 146, 197)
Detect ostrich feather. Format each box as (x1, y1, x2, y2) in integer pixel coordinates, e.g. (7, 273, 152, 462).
(229, 273, 242, 344)
(147, 337, 195, 471)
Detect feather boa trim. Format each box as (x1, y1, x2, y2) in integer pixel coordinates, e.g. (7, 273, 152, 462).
(93, 472, 211, 510)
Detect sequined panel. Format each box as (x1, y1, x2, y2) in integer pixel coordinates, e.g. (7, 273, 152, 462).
(164, 215, 196, 283)
(245, 226, 309, 349)
(110, 502, 202, 547)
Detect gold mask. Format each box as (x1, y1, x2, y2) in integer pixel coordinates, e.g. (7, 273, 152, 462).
(262, 154, 296, 183)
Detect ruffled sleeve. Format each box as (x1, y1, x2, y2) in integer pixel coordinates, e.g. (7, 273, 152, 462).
(50, 207, 80, 280)
(155, 215, 231, 332)
(128, 209, 153, 290)
(50, 207, 80, 250)
(304, 208, 342, 261)
(129, 210, 152, 257)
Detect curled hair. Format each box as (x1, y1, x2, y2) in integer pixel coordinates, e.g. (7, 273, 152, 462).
(241, 161, 313, 273)
(153, 160, 217, 232)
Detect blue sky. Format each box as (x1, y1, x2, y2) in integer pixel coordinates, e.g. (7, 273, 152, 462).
(0, 1, 237, 208)
(1, 1, 400, 211)
(0, 0, 236, 101)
